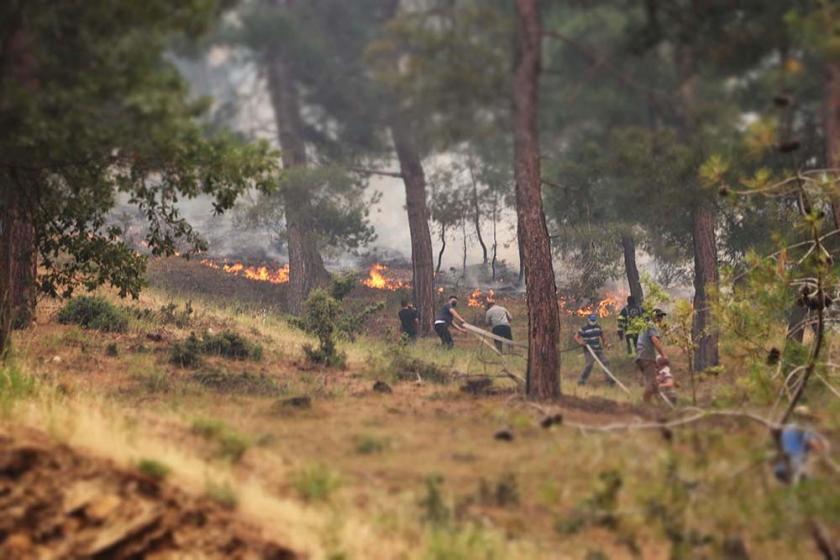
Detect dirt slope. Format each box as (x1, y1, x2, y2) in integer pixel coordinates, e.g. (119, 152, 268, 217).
(0, 431, 297, 560)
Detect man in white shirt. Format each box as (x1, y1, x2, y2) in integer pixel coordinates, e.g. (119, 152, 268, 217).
(485, 300, 513, 352)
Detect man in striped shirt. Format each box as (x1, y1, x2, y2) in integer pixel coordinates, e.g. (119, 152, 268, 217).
(574, 314, 613, 386)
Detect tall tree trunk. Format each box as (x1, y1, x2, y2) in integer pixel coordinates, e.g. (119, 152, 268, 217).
(0, 183, 36, 352)
(514, 0, 560, 400)
(468, 160, 488, 264)
(265, 52, 329, 315)
(391, 122, 435, 336)
(678, 47, 719, 372)
(691, 204, 720, 371)
(826, 61, 840, 230)
(620, 234, 644, 305)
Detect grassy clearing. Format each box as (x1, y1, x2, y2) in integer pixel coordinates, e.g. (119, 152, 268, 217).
(1, 281, 838, 559)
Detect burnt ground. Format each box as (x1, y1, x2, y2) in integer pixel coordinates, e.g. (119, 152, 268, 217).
(0, 430, 296, 560)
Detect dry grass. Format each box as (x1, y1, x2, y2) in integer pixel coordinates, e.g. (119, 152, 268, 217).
(2, 276, 838, 559)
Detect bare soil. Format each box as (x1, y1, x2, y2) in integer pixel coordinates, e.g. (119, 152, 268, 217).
(0, 429, 297, 560)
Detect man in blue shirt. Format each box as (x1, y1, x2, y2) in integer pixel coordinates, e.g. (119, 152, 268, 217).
(574, 314, 613, 386)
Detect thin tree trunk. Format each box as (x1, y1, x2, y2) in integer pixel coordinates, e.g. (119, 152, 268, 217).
(461, 218, 467, 279)
(826, 62, 840, 230)
(491, 195, 498, 281)
(691, 204, 720, 371)
(391, 122, 435, 336)
(468, 160, 488, 264)
(514, 0, 560, 400)
(436, 225, 446, 274)
(265, 52, 329, 315)
(620, 234, 644, 305)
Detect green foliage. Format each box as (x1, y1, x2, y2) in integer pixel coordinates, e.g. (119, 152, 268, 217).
(170, 330, 262, 368)
(1, 1, 279, 305)
(292, 464, 342, 502)
(170, 333, 203, 368)
(57, 297, 129, 333)
(137, 458, 171, 481)
(158, 301, 194, 328)
(200, 330, 263, 360)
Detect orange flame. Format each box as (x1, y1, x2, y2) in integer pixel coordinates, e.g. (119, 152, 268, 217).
(467, 288, 495, 308)
(362, 263, 407, 291)
(558, 292, 626, 318)
(200, 259, 289, 284)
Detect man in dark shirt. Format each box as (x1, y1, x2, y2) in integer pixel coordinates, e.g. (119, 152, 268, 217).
(433, 295, 467, 348)
(617, 295, 644, 355)
(574, 314, 613, 386)
(397, 298, 419, 342)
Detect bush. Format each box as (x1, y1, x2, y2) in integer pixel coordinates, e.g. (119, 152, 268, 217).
(292, 464, 341, 502)
(354, 434, 389, 455)
(170, 333, 203, 368)
(200, 330, 262, 360)
(296, 289, 346, 367)
(170, 331, 262, 368)
(57, 296, 128, 333)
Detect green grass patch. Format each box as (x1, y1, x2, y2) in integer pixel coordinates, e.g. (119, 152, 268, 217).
(137, 458, 171, 480)
(292, 464, 341, 502)
(191, 417, 251, 463)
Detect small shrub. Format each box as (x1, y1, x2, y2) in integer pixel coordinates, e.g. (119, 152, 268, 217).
(218, 431, 250, 462)
(420, 475, 451, 528)
(137, 458, 171, 480)
(105, 342, 119, 357)
(292, 464, 341, 502)
(354, 434, 388, 455)
(205, 480, 238, 509)
(296, 289, 346, 368)
(200, 330, 262, 360)
(159, 301, 193, 328)
(170, 331, 262, 368)
(169, 333, 203, 368)
(58, 296, 128, 333)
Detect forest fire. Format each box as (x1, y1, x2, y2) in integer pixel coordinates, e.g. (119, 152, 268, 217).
(361, 263, 407, 291)
(199, 259, 289, 284)
(558, 293, 626, 318)
(467, 288, 495, 308)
